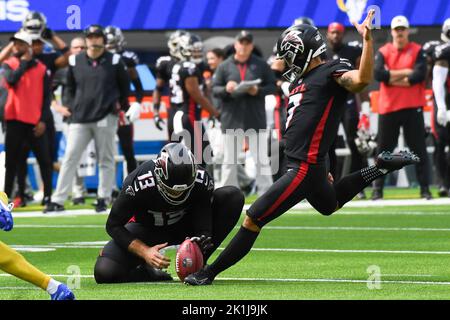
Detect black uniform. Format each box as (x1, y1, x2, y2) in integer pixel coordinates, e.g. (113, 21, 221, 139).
(248, 59, 362, 227)
(169, 61, 211, 165)
(431, 41, 450, 190)
(94, 160, 244, 283)
(117, 50, 142, 174)
(155, 55, 178, 140)
(325, 41, 365, 179)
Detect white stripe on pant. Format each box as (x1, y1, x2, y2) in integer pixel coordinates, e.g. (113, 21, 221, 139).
(52, 114, 118, 204)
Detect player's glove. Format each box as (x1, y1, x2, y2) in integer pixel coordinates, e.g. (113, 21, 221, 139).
(154, 113, 165, 131)
(41, 28, 54, 40)
(189, 235, 214, 256)
(437, 107, 448, 126)
(126, 102, 141, 123)
(0, 192, 14, 232)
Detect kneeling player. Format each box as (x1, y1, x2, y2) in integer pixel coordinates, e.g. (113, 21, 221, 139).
(0, 192, 75, 300)
(184, 10, 419, 285)
(94, 143, 244, 283)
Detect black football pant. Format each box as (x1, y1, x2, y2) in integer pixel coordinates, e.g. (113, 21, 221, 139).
(432, 113, 450, 189)
(93, 186, 244, 283)
(117, 124, 137, 174)
(328, 102, 367, 180)
(3, 121, 53, 200)
(247, 158, 375, 228)
(373, 108, 430, 192)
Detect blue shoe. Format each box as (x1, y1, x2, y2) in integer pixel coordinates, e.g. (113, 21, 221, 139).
(51, 284, 75, 300)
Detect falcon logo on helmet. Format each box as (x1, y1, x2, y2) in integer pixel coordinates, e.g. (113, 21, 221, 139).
(276, 24, 326, 82)
(154, 143, 197, 205)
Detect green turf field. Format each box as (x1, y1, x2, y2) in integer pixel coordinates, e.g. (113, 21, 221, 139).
(1, 188, 450, 300)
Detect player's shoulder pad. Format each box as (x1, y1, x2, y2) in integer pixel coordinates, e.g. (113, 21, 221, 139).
(347, 40, 362, 49)
(434, 42, 450, 61)
(423, 40, 441, 56)
(122, 50, 139, 64)
(156, 55, 172, 68)
(328, 58, 354, 77)
(181, 61, 198, 76)
(195, 168, 214, 192)
(112, 53, 121, 65)
(68, 54, 76, 66)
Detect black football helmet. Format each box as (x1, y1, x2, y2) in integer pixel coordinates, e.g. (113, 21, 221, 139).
(168, 30, 189, 60)
(276, 24, 326, 81)
(441, 18, 450, 42)
(292, 16, 315, 27)
(154, 143, 197, 205)
(22, 11, 47, 35)
(105, 26, 125, 53)
(84, 24, 107, 43)
(178, 33, 204, 64)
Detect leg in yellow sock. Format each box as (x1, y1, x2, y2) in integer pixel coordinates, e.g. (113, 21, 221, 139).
(0, 241, 50, 290)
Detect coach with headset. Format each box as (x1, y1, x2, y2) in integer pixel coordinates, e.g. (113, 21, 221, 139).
(44, 25, 130, 213)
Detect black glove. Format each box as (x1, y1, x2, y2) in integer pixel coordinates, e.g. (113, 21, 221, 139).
(154, 114, 165, 131)
(41, 28, 54, 40)
(189, 235, 214, 256)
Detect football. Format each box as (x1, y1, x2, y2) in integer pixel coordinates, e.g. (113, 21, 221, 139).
(175, 238, 204, 282)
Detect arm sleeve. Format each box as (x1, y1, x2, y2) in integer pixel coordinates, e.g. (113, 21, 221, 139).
(105, 191, 139, 250)
(131, 76, 144, 103)
(40, 72, 51, 122)
(257, 62, 277, 96)
(432, 64, 448, 112)
(212, 63, 230, 99)
(2, 61, 28, 86)
(374, 51, 390, 83)
(408, 49, 427, 85)
(65, 65, 76, 107)
(117, 60, 131, 111)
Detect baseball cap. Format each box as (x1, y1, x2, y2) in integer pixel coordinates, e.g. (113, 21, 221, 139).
(391, 15, 409, 29)
(328, 22, 345, 33)
(235, 30, 253, 43)
(10, 31, 32, 46)
(84, 24, 105, 38)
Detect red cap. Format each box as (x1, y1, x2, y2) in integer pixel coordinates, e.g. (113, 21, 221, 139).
(328, 22, 345, 33)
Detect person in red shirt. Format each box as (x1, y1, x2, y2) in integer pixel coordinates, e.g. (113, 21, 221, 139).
(1, 31, 52, 205)
(373, 16, 431, 200)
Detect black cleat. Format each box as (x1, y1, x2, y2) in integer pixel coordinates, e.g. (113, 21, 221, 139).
(184, 266, 215, 286)
(438, 186, 448, 198)
(43, 202, 65, 213)
(72, 197, 85, 205)
(375, 151, 420, 172)
(94, 198, 107, 213)
(420, 187, 433, 200)
(371, 189, 383, 201)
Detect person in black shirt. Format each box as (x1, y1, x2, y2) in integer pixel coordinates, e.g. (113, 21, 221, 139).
(93, 143, 244, 283)
(105, 26, 142, 174)
(169, 33, 219, 166)
(153, 30, 188, 139)
(325, 22, 369, 198)
(184, 11, 419, 286)
(44, 25, 130, 213)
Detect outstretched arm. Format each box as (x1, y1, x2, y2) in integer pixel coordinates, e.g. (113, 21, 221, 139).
(335, 9, 375, 93)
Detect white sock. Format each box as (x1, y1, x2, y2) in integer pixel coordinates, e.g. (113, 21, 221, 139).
(46, 278, 61, 295)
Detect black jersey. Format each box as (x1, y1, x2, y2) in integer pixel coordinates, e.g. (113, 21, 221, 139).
(326, 41, 362, 66)
(283, 59, 354, 164)
(169, 60, 204, 119)
(155, 55, 177, 82)
(119, 50, 140, 68)
(106, 159, 214, 249)
(423, 40, 442, 60)
(433, 41, 450, 94)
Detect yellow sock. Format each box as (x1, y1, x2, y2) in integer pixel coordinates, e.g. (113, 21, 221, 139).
(0, 241, 51, 290)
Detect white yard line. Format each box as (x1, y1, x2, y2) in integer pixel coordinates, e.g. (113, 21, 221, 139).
(9, 198, 450, 219)
(0, 275, 449, 286)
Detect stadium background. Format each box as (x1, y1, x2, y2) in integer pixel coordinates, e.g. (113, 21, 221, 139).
(0, 0, 447, 189)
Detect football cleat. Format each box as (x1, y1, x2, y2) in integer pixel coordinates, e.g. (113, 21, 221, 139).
(43, 202, 65, 213)
(375, 151, 420, 172)
(420, 187, 433, 200)
(50, 284, 75, 300)
(184, 266, 215, 286)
